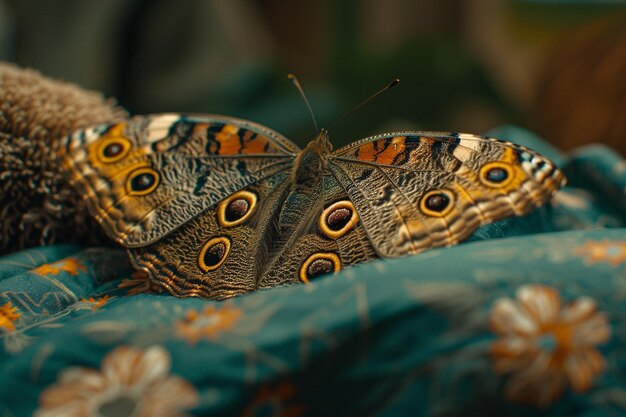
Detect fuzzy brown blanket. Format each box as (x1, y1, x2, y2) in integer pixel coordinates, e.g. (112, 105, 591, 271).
(0, 62, 127, 254)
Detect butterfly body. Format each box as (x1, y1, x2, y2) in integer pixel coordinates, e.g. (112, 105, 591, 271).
(59, 114, 565, 299)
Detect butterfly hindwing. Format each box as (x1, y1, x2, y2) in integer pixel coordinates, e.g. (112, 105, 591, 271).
(128, 171, 293, 299)
(258, 172, 378, 288)
(59, 114, 298, 248)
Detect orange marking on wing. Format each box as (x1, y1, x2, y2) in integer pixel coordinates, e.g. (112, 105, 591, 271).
(356, 137, 406, 164)
(494, 148, 527, 193)
(500, 148, 518, 164)
(216, 124, 241, 155)
(192, 123, 209, 134)
(357, 142, 376, 162)
(374, 136, 406, 165)
(104, 123, 126, 138)
(241, 135, 270, 154)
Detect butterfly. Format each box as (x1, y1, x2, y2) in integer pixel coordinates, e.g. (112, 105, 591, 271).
(58, 113, 565, 299)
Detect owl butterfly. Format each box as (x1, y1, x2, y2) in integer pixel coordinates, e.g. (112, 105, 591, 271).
(59, 113, 565, 299)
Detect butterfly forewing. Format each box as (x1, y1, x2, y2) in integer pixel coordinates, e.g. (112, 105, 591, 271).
(59, 114, 298, 248)
(328, 132, 564, 257)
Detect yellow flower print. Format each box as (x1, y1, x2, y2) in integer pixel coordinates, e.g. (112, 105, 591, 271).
(0, 302, 21, 332)
(576, 240, 626, 266)
(176, 304, 242, 344)
(490, 284, 611, 407)
(78, 295, 111, 311)
(35, 345, 198, 417)
(118, 270, 154, 295)
(33, 258, 87, 276)
(242, 382, 305, 417)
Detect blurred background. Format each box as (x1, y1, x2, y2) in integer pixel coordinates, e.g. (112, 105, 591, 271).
(1, 0, 625, 153)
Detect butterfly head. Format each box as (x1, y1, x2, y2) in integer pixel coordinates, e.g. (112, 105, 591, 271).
(309, 129, 333, 155)
(290, 130, 334, 184)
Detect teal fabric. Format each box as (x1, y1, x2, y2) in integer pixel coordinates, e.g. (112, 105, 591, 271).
(1, 127, 625, 416)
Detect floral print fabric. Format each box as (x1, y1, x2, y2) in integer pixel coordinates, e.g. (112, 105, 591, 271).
(1, 127, 625, 416)
(490, 285, 610, 407)
(36, 345, 198, 417)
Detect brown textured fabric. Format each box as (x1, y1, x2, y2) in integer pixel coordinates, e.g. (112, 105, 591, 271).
(0, 62, 128, 254)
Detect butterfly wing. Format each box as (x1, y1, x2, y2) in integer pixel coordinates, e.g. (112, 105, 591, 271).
(257, 170, 379, 289)
(327, 132, 565, 257)
(59, 114, 299, 248)
(128, 171, 293, 299)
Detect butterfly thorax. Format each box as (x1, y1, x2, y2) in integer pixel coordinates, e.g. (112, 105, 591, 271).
(292, 130, 333, 184)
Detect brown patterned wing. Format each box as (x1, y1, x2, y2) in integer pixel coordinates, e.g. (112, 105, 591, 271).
(58, 114, 298, 248)
(128, 172, 293, 299)
(328, 132, 565, 257)
(257, 171, 379, 289)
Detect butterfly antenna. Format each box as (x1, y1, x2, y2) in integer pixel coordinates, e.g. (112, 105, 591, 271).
(288, 74, 319, 135)
(328, 78, 400, 133)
